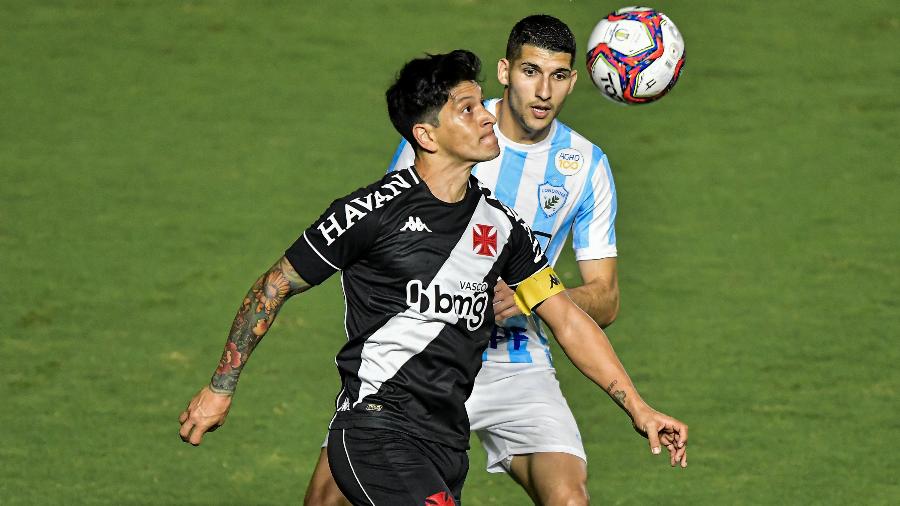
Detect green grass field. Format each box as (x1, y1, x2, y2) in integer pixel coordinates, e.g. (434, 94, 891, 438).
(2, 1, 898, 504)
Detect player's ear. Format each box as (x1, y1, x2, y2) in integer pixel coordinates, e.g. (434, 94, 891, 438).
(412, 123, 438, 154)
(567, 69, 578, 95)
(497, 58, 510, 87)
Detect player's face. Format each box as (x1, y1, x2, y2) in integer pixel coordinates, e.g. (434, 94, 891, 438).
(435, 81, 500, 163)
(498, 44, 577, 142)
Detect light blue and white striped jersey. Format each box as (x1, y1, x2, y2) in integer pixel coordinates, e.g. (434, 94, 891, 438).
(387, 98, 617, 370)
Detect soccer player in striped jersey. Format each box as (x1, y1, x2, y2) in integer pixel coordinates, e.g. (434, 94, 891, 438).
(304, 16, 685, 506)
(180, 48, 686, 506)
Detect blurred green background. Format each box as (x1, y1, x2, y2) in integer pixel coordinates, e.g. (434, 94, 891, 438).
(2, 1, 897, 504)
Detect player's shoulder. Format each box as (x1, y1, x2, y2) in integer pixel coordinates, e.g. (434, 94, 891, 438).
(329, 166, 420, 211)
(472, 176, 530, 229)
(555, 117, 607, 159)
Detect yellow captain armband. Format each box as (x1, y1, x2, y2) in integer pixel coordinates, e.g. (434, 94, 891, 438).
(512, 266, 566, 316)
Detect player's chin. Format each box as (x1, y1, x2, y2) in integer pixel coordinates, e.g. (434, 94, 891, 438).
(476, 134, 500, 160)
(483, 145, 501, 162)
(526, 115, 553, 132)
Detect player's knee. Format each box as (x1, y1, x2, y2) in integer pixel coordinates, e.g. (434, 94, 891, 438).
(544, 483, 589, 506)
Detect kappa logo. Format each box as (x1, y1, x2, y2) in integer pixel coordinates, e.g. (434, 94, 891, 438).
(554, 148, 584, 176)
(400, 216, 432, 232)
(472, 224, 497, 257)
(549, 273, 561, 289)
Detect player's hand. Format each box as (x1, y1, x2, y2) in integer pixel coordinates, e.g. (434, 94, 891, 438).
(178, 386, 232, 446)
(630, 406, 688, 468)
(493, 279, 523, 322)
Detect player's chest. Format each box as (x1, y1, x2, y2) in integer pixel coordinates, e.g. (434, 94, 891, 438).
(474, 158, 587, 226)
(366, 198, 510, 280)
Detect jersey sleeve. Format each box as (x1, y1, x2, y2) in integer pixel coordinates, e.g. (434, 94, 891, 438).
(386, 138, 415, 174)
(284, 187, 380, 286)
(501, 208, 566, 314)
(499, 209, 545, 280)
(572, 150, 618, 261)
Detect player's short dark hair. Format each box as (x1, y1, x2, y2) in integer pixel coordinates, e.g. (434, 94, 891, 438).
(386, 49, 482, 151)
(506, 14, 576, 66)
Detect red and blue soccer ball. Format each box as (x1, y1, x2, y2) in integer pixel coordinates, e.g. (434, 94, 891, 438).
(586, 6, 686, 105)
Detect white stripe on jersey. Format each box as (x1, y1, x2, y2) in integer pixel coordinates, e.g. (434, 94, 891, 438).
(353, 196, 514, 407)
(386, 98, 617, 368)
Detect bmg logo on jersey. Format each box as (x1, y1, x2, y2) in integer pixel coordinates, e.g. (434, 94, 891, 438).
(406, 280, 488, 331)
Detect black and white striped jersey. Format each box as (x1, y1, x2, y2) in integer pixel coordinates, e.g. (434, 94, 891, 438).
(285, 166, 549, 449)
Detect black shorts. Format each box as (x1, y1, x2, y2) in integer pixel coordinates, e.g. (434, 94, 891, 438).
(327, 427, 468, 506)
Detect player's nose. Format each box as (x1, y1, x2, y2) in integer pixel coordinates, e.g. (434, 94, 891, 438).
(536, 76, 552, 101)
(481, 108, 496, 128)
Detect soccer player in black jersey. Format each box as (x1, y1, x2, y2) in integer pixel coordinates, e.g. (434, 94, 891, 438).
(179, 50, 687, 506)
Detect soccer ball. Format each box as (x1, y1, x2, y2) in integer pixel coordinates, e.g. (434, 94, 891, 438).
(586, 6, 686, 105)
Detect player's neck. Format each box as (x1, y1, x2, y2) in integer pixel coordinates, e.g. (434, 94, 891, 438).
(414, 155, 472, 204)
(496, 95, 552, 145)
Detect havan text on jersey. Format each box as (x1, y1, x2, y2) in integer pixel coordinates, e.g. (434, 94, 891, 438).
(318, 172, 414, 245)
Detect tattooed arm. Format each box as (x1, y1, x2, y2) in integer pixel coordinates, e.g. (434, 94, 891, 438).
(534, 292, 689, 468)
(178, 256, 310, 446)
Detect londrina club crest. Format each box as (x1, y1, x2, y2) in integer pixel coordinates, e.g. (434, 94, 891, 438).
(538, 183, 569, 217)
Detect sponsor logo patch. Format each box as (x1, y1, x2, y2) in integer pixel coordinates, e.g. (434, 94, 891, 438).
(406, 280, 488, 331)
(554, 148, 584, 176)
(538, 183, 569, 217)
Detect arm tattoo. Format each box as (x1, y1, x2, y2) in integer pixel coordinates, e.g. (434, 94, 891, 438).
(606, 379, 618, 393)
(612, 389, 628, 415)
(209, 257, 309, 394)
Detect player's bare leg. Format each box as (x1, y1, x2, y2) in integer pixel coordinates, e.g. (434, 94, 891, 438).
(303, 448, 351, 506)
(508, 452, 589, 506)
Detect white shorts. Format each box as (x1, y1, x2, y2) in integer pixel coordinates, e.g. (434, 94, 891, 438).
(465, 365, 586, 474)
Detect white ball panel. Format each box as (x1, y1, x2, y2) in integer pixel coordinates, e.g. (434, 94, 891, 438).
(606, 20, 654, 56)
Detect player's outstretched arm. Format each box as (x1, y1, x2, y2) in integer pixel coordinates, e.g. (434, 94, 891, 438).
(178, 256, 310, 446)
(534, 292, 688, 467)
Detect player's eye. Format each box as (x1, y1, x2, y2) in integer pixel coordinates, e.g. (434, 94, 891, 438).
(523, 68, 536, 76)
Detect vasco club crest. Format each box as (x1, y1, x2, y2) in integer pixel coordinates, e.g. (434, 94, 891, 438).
(472, 224, 497, 257)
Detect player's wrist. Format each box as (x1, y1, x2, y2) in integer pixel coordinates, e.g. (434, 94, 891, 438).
(207, 380, 235, 396)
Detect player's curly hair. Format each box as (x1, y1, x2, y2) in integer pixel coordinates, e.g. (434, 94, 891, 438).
(386, 49, 482, 152)
(506, 14, 576, 66)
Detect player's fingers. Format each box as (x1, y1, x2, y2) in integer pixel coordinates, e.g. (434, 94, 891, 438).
(495, 306, 519, 320)
(675, 421, 689, 448)
(179, 411, 189, 424)
(675, 444, 687, 468)
(645, 422, 661, 455)
(188, 421, 210, 446)
(667, 443, 676, 466)
(179, 419, 194, 442)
